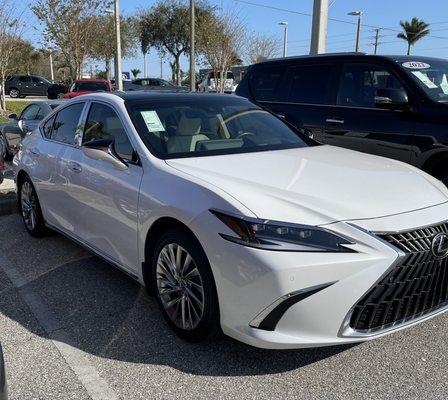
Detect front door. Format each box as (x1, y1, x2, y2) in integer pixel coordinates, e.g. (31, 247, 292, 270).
(322, 62, 416, 164)
(66, 102, 143, 273)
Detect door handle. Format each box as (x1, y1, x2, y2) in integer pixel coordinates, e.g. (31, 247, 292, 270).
(68, 161, 82, 173)
(30, 148, 40, 157)
(326, 117, 345, 124)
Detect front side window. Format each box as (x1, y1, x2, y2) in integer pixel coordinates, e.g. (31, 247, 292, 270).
(250, 65, 286, 101)
(337, 63, 406, 108)
(21, 105, 40, 121)
(83, 103, 135, 161)
(126, 97, 311, 159)
(51, 103, 84, 145)
(287, 64, 333, 104)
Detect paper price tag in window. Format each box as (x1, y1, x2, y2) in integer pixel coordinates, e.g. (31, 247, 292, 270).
(141, 111, 165, 132)
(411, 71, 437, 89)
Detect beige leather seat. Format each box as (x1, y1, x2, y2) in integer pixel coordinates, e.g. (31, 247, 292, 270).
(167, 116, 209, 153)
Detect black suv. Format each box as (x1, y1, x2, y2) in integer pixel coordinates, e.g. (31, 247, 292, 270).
(5, 75, 52, 98)
(236, 54, 448, 184)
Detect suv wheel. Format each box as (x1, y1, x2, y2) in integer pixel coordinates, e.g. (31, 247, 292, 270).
(151, 228, 220, 342)
(18, 176, 49, 237)
(8, 88, 19, 98)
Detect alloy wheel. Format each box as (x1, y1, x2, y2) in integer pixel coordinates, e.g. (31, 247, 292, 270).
(21, 181, 38, 231)
(156, 243, 205, 330)
(9, 89, 19, 98)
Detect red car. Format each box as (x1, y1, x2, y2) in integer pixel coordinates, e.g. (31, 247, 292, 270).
(63, 79, 114, 99)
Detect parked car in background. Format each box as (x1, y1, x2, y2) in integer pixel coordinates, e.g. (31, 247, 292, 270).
(63, 79, 114, 99)
(0, 101, 62, 160)
(5, 75, 52, 98)
(0, 343, 6, 400)
(47, 82, 69, 99)
(123, 78, 188, 92)
(14, 92, 448, 349)
(199, 71, 237, 93)
(237, 53, 448, 185)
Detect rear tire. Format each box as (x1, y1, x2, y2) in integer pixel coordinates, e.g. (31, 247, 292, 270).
(151, 227, 220, 342)
(18, 176, 49, 237)
(8, 88, 19, 98)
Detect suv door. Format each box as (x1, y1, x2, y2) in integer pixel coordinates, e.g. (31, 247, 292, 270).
(17, 76, 33, 95)
(323, 62, 416, 163)
(31, 76, 48, 96)
(65, 102, 143, 273)
(247, 62, 335, 139)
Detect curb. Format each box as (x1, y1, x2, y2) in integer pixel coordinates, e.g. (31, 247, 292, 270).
(0, 193, 18, 216)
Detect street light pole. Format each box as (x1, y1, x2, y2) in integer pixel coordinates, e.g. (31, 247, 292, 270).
(348, 11, 363, 52)
(114, 0, 123, 91)
(310, 0, 328, 55)
(49, 49, 54, 81)
(279, 22, 288, 57)
(189, 0, 195, 91)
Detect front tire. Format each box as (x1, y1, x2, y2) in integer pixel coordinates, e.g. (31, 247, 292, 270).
(18, 176, 49, 237)
(151, 228, 220, 342)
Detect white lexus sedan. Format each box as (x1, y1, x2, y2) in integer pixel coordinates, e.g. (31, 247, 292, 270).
(14, 92, 448, 349)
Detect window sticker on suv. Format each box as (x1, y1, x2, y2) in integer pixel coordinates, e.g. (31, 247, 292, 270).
(140, 110, 165, 132)
(411, 71, 438, 89)
(402, 61, 431, 69)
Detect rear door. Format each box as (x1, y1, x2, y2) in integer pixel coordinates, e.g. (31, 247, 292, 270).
(322, 62, 416, 163)
(17, 76, 33, 95)
(65, 101, 143, 273)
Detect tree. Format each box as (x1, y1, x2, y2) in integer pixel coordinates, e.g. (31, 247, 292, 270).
(32, 0, 107, 79)
(246, 33, 279, 64)
(397, 17, 430, 55)
(131, 68, 141, 79)
(0, 0, 23, 110)
(89, 14, 137, 80)
(136, 14, 151, 77)
(197, 11, 246, 93)
(139, 0, 214, 85)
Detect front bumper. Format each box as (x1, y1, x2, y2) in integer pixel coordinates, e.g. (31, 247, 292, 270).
(191, 202, 448, 349)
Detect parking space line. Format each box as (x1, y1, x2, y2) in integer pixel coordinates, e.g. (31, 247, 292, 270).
(0, 254, 120, 400)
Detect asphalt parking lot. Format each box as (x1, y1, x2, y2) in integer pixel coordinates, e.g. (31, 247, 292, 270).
(0, 214, 447, 400)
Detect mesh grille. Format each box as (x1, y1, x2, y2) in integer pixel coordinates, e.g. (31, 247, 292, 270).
(349, 222, 448, 332)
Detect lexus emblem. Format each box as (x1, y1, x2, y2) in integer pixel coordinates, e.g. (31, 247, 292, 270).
(431, 233, 448, 259)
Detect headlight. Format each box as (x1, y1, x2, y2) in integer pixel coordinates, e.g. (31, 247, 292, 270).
(210, 210, 355, 252)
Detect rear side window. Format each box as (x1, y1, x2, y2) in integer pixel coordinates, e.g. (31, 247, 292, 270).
(287, 64, 333, 104)
(42, 115, 55, 138)
(250, 65, 286, 101)
(51, 103, 84, 145)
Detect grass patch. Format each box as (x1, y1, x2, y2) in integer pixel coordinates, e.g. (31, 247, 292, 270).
(0, 100, 31, 123)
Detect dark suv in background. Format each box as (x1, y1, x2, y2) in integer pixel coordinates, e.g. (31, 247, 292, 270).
(5, 75, 52, 98)
(236, 53, 448, 184)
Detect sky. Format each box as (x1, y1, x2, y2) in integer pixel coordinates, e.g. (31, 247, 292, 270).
(21, 0, 448, 79)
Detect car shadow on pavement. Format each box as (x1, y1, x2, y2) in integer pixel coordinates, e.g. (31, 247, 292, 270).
(0, 223, 354, 377)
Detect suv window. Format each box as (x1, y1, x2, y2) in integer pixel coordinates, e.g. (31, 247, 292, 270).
(287, 64, 333, 104)
(337, 63, 405, 108)
(21, 105, 40, 121)
(83, 103, 135, 161)
(42, 115, 55, 138)
(250, 65, 286, 101)
(51, 103, 84, 145)
(18, 76, 31, 83)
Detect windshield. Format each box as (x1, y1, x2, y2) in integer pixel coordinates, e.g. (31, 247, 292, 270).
(400, 59, 448, 102)
(71, 82, 109, 92)
(126, 97, 311, 159)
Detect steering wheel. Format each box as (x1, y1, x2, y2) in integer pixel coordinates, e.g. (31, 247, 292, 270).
(236, 132, 256, 139)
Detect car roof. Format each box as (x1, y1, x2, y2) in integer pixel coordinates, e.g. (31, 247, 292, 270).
(255, 53, 447, 66)
(74, 79, 109, 83)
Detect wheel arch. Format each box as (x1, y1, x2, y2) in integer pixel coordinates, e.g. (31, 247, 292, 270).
(421, 151, 448, 180)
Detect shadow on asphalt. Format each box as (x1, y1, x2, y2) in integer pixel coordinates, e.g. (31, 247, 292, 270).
(1, 224, 355, 377)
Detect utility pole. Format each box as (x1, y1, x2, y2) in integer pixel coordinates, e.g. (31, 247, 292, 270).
(114, 0, 123, 91)
(189, 0, 195, 91)
(373, 28, 380, 54)
(143, 53, 147, 77)
(348, 11, 363, 52)
(279, 22, 288, 57)
(49, 49, 54, 81)
(160, 56, 163, 79)
(310, 0, 328, 55)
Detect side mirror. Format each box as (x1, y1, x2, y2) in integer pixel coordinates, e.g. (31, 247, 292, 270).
(375, 88, 409, 110)
(82, 138, 128, 171)
(8, 113, 17, 120)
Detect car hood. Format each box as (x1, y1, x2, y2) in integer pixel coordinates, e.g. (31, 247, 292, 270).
(166, 145, 448, 226)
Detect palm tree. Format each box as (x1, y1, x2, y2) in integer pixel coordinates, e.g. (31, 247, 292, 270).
(131, 68, 141, 79)
(397, 17, 430, 55)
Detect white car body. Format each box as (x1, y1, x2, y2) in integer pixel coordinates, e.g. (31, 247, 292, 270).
(14, 92, 448, 349)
